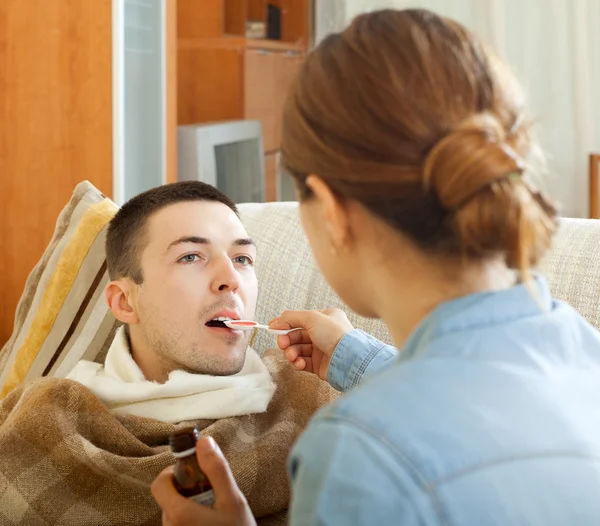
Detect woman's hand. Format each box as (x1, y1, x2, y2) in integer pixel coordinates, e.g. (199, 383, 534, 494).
(151, 437, 256, 526)
(269, 309, 354, 381)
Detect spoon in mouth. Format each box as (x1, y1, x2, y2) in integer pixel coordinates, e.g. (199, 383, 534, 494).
(223, 320, 302, 335)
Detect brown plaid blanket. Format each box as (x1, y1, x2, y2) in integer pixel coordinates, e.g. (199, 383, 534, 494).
(0, 349, 338, 525)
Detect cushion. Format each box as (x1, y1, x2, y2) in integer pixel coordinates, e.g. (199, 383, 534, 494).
(0, 182, 119, 398)
(539, 218, 600, 330)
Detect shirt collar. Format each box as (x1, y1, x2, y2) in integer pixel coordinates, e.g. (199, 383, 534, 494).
(399, 274, 553, 362)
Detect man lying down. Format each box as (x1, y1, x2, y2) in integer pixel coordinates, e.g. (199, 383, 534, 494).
(0, 182, 337, 525)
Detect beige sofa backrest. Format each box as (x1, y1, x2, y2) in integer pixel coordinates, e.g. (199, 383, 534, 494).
(239, 202, 600, 354)
(539, 218, 600, 329)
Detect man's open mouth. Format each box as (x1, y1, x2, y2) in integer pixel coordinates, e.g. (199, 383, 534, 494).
(205, 316, 235, 329)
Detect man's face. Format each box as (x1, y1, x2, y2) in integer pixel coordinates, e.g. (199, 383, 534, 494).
(130, 201, 258, 376)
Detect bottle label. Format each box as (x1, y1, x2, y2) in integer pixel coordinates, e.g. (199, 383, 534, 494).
(191, 489, 215, 507)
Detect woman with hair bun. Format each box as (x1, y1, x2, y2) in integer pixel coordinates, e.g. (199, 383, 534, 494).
(153, 9, 600, 525)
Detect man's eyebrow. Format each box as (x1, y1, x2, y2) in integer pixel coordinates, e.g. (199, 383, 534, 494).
(165, 236, 210, 253)
(164, 236, 255, 254)
(234, 238, 256, 248)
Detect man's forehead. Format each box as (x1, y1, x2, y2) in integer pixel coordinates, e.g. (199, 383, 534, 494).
(145, 201, 248, 247)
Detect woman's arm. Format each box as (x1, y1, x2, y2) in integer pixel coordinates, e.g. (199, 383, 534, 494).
(327, 329, 399, 392)
(271, 309, 398, 392)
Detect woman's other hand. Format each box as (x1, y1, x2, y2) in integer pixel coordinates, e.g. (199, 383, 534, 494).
(151, 437, 256, 526)
(270, 309, 354, 381)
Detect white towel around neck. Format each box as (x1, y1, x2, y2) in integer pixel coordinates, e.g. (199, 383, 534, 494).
(66, 327, 276, 423)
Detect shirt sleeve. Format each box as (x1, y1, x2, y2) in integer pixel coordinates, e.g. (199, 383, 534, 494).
(287, 417, 435, 526)
(327, 330, 399, 392)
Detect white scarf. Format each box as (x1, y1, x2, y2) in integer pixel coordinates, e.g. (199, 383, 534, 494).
(66, 327, 276, 423)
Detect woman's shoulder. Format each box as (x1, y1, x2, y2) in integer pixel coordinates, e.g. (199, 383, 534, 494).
(303, 362, 452, 469)
(288, 373, 441, 525)
(301, 357, 516, 482)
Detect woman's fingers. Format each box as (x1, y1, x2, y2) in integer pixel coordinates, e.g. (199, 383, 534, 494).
(284, 344, 314, 363)
(293, 357, 312, 371)
(194, 438, 245, 508)
(277, 329, 312, 350)
(151, 468, 212, 524)
(152, 440, 256, 526)
(151, 468, 187, 508)
(270, 310, 321, 331)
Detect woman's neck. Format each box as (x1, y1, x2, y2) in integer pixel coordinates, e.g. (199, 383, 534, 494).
(371, 255, 516, 350)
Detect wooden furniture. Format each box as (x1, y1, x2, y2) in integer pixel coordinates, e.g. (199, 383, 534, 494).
(0, 0, 177, 348)
(177, 0, 311, 201)
(590, 154, 600, 219)
(0, 0, 112, 348)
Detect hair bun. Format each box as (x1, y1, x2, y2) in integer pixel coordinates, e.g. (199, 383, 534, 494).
(423, 112, 557, 270)
(423, 112, 525, 211)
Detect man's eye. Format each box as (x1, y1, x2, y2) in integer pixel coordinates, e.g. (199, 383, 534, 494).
(233, 255, 254, 266)
(178, 254, 201, 264)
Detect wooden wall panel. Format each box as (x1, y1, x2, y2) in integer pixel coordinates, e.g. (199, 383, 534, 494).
(178, 0, 223, 39)
(244, 48, 303, 153)
(282, 0, 310, 45)
(178, 46, 243, 124)
(0, 0, 112, 347)
(247, 0, 268, 22)
(224, 0, 248, 35)
(264, 153, 278, 201)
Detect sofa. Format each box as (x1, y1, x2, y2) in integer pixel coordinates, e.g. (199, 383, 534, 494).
(1, 181, 600, 394)
(243, 203, 600, 352)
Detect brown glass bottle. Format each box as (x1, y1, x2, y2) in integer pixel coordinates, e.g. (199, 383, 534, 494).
(169, 427, 214, 506)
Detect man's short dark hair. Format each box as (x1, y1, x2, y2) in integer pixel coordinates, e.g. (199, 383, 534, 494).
(106, 181, 238, 284)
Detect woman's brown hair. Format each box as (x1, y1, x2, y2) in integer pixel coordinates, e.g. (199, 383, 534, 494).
(281, 9, 557, 276)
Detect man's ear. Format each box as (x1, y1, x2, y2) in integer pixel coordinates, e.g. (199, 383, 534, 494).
(305, 174, 352, 252)
(105, 280, 139, 325)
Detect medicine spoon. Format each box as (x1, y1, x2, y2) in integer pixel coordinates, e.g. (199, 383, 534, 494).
(223, 320, 302, 335)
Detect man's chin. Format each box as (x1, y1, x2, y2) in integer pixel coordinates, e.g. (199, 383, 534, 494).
(212, 361, 245, 376)
(183, 345, 248, 376)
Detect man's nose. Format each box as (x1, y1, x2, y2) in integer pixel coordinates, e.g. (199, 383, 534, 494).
(210, 257, 240, 294)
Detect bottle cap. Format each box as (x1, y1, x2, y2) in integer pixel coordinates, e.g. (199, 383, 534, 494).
(169, 427, 201, 454)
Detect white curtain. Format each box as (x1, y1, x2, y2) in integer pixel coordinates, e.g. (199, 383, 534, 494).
(316, 0, 600, 217)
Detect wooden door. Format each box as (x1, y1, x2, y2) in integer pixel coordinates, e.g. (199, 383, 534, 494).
(0, 0, 113, 346)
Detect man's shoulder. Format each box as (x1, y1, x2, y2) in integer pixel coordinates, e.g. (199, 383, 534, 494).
(1, 375, 108, 416)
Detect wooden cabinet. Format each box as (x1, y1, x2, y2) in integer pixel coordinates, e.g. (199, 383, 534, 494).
(177, 0, 311, 198)
(245, 48, 303, 153)
(178, 45, 243, 124)
(178, 41, 303, 154)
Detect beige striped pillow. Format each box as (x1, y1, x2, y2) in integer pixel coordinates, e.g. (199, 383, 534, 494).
(0, 181, 119, 398)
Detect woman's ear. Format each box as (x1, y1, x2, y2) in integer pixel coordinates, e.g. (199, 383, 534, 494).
(306, 175, 351, 252)
(105, 281, 139, 325)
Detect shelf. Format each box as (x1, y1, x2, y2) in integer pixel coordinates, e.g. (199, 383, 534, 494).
(244, 38, 305, 52)
(178, 36, 305, 53)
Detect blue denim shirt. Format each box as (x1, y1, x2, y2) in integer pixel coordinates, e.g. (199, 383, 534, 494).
(288, 278, 600, 525)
